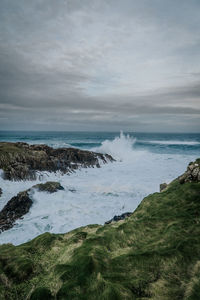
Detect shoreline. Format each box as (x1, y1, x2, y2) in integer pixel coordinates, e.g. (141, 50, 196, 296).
(0, 158, 199, 299)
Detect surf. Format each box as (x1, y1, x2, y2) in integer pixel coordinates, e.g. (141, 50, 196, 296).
(0, 131, 199, 245)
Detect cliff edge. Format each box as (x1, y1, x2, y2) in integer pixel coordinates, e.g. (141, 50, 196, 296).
(0, 159, 200, 299)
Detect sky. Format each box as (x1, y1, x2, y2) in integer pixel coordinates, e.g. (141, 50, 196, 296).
(0, 0, 200, 132)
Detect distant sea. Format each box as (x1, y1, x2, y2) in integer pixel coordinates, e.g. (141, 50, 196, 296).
(0, 131, 200, 245)
(0, 131, 200, 155)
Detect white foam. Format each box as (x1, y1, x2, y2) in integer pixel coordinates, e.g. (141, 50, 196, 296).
(93, 131, 137, 161)
(0, 132, 198, 245)
(144, 140, 200, 146)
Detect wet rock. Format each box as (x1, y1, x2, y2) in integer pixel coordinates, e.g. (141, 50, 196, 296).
(0, 142, 114, 181)
(179, 159, 200, 184)
(0, 181, 64, 233)
(160, 183, 168, 192)
(32, 181, 64, 193)
(69, 188, 76, 193)
(105, 212, 132, 224)
(0, 191, 32, 232)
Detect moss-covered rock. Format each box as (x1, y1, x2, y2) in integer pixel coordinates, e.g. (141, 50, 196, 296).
(0, 142, 114, 180)
(32, 181, 64, 193)
(0, 160, 200, 299)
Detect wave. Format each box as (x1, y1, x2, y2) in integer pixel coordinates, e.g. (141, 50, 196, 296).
(143, 140, 200, 146)
(0, 132, 198, 245)
(93, 131, 137, 161)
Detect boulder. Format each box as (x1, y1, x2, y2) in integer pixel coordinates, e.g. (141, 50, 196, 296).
(0, 191, 32, 232)
(160, 183, 168, 192)
(32, 181, 64, 193)
(179, 159, 200, 184)
(0, 181, 64, 233)
(105, 212, 132, 224)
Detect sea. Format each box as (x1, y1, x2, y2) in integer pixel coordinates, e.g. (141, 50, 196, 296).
(0, 131, 200, 245)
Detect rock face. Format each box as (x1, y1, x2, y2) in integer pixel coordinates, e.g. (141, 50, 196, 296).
(0, 181, 64, 233)
(105, 212, 132, 224)
(178, 159, 200, 184)
(32, 181, 64, 193)
(0, 191, 32, 232)
(0, 142, 114, 180)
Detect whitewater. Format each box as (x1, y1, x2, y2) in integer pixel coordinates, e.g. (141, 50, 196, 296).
(0, 131, 199, 245)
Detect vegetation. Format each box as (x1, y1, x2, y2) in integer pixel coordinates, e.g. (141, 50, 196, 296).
(0, 164, 200, 299)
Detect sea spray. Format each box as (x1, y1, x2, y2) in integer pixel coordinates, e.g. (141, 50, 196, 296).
(93, 131, 137, 161)
(0, 131, 199, 245)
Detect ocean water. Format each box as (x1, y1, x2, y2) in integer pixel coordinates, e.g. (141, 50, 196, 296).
(0, 131, 200, 245)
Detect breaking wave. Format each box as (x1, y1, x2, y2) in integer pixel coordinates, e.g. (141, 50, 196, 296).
(144, 140, 200, 146)
(93, 131, 137, 161)
(0, 131, 199, 245)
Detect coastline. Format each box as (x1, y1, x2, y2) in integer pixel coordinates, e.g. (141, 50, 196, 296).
(0, 158, 199, 299)
(0, 134, 199, 245)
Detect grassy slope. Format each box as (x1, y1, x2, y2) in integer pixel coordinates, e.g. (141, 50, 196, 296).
(0, 179, 200, 300)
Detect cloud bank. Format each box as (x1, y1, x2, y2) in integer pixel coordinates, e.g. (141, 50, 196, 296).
(0, 0, 200, 132)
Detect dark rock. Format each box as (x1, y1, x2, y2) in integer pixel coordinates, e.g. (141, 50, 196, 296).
(0, 142, 114, 181)
(32, 181, 64, 193)
(105, 212, 132, 224)
(0, 188, 2, 197)
(178, 159, 200, 184)
(0, 181, 64, 233)
(69, 188, 76, 193)
(160, 183, 168, 192)
(0, 191, 32, 232)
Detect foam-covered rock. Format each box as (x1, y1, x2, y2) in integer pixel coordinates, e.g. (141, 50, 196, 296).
(0, 191, 32, 232)
(0, 181, 64, 232)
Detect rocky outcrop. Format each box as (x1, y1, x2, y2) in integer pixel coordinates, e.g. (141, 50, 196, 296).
(0, 181, 64, 233)
(32, 181, 64, 193)
(0, 191, 32, 232)
(0, 142, 114, 181)
(178, 159, 200, 184)
(105, 212, 132, 224)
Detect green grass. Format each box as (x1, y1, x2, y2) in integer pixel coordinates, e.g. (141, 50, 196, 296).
(0, 178, 200, 299)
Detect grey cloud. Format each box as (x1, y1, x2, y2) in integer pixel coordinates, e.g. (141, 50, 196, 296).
(0, 0, 200, 132)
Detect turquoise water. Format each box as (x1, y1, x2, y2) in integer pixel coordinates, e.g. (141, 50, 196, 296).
(0, 131, 199, 245)
(0, 131, 200, 155)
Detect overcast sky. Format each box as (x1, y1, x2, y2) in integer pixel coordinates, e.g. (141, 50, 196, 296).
(0, 0, 200, 132)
